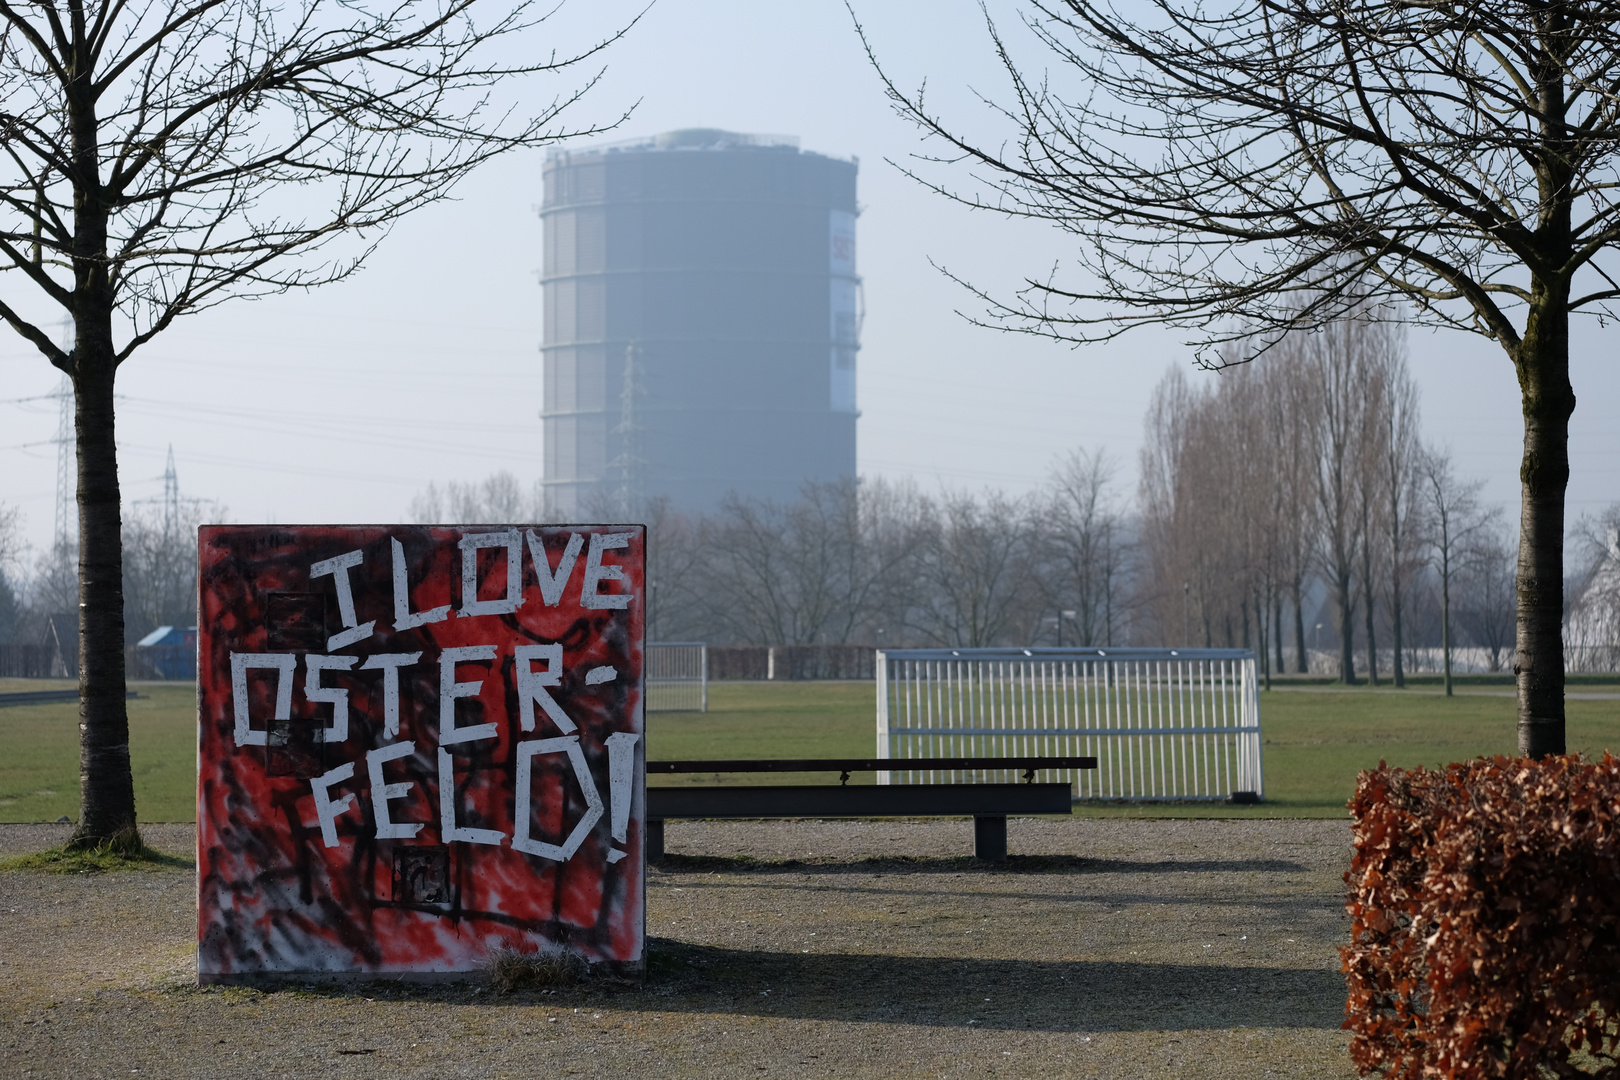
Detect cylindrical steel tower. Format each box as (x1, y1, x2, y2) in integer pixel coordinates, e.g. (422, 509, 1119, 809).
(539, 129, 859, 515)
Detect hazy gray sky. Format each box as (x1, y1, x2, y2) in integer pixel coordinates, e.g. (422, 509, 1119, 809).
(4, 0, 1616, 558)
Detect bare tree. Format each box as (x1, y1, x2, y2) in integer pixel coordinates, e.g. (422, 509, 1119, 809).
(1265, 353, 1319, 674)
(0, 502, 19, 568)
(1042, 448, 1124, 646)
(639, 499, 706, 645)
(1223, 360, 1287, 686)
(1421, 447, 1487, 696)
(1137, 357, 1286, 665)
(866, 0, 1619, 755)
(1357, 375, 1387, 687)
(1234, 357, 1294, 681)
(1566, 505, 1620, 672)
(843, 477, 930, 645)
(121, 498, 223, 644)
(0, 503, 20, 642)
(411, 471, 546, 523)
(1458, 516, 1518, 674)
(690, 495, 807, 647)
(1292, 317, 1379, 685)
(1137, 369, 1199, 646)
(698, 479, 924, 648)
(788, 479, 923, 646)
(27, 538, 79, 618)
(908, 489, 1038, 647)
(0, 0, 628, 845)
(1138, 361, 1278, 660)
(1137, 368, 1245, 650)
(1380, 351, 1423, 688)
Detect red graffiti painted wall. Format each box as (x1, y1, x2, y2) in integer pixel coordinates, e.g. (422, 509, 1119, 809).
(196, 525, 645, 980)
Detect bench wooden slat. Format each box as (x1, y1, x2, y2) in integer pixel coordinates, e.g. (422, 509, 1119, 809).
(647, 782, 1073, 819)
(645, 783, 1074, 863)
(647, 756, 1097, 774)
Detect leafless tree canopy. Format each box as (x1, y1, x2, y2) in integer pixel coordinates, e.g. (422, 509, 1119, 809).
(0, 502, 20, 569)
(0, 0, 629, 844)
(0, 0, 627, 361)
(411, 471, 548, 524)
(121, 497, 223, 642)
(862, 0, 1603, 755)
(863, 0, 1620, 351)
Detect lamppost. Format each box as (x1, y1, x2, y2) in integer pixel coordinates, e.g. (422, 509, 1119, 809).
(1183, 583, 1190, 646)
(1055, 609, 1077, 647)
(1314, 622, 1323, 673)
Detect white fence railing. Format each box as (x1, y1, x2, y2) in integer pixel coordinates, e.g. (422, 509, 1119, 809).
(876, 648, 1263, 801)
(647, 642, 708, 712)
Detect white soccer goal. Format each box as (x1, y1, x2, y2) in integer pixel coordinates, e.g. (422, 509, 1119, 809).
(646, 642, 708, 713)
(875, 648, 1263, 801)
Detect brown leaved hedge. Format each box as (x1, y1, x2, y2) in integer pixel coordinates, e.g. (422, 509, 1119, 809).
(1344, 755, 1620, 1078)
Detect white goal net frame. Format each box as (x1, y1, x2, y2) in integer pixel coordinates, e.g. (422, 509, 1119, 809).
(875, 648, 1263, 801)
(646, 642, 708, 713)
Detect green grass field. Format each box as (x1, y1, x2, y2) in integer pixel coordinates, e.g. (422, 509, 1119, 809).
(2, 679, 1616, 822)
(0, 683, 197, 823)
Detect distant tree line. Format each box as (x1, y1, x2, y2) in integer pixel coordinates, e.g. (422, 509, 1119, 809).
(1137, 311, 1520, 688)
(411, 316, 1619, 682)
(0, 500, 222, 653)
(412, 458, 1128, 652)
(0, 310, 1612, 682)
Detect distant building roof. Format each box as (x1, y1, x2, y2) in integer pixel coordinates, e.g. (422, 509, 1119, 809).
(547, 128, 856, 166)
(136, 625, 197, 648)
(553, 128, 799, 156)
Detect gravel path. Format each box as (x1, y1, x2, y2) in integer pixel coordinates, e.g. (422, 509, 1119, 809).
(1, 818, 1356, 1079)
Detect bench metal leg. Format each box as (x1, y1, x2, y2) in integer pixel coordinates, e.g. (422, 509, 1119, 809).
(973, 815, 1007, 862)
(647, 818, 665, 863)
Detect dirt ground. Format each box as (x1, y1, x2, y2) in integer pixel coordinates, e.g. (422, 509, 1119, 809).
(0, 818, 1357, 1079)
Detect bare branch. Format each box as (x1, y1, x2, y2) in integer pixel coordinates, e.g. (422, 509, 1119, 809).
(855, 0, 1620, 358)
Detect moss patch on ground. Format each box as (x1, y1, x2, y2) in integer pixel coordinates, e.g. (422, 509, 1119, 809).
(0, 839, 192, 874)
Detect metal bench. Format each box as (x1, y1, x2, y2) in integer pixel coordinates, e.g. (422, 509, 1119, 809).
(645, 756, 1097, 862)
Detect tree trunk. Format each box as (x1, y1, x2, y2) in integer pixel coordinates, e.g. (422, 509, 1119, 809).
(1273, 592, 1285, 676)
(1257, 584, 1271, 691)
(1441, 555, 1453, 698)
(1513, 290, 1573, 758)
(1292, 577, 1308, 674)
(1336, 571, 1357, 684)
(71, 339, 138, 846)
(1388, 429, 1407, 690)
(1360, 523, 1379, 686)
(1103, 564, 1113, 647)
(67, 74, 141, 848)
(1390, 563, 1406, 689)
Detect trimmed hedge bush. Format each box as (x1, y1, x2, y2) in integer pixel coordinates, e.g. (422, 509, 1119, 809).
(1343, 755, 1620, 1078)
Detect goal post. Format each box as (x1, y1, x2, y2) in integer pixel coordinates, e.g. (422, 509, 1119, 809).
(875, 647, 1263, 801)
(646, 642, 708, 713)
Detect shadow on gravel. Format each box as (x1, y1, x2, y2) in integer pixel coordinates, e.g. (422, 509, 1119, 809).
(653, 853, 1308, 875)
(626, 938, 1345, 1033)
(246, 938, 1346, 1033)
